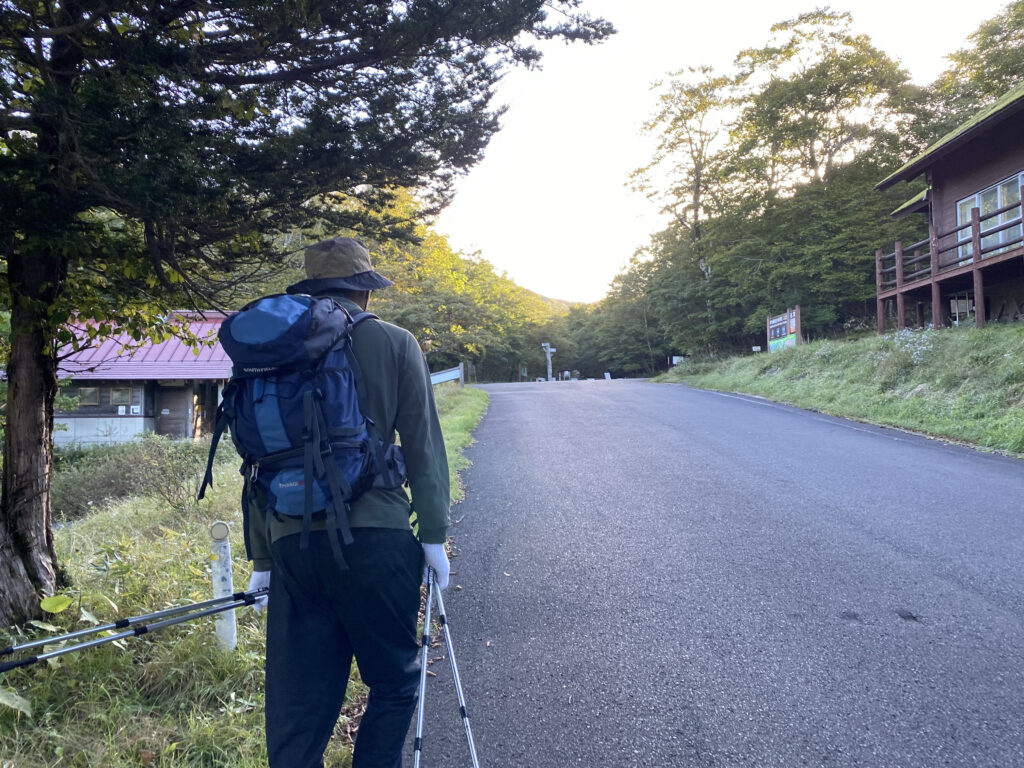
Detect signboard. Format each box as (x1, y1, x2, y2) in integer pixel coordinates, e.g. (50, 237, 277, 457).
(767, 305, 801, 353)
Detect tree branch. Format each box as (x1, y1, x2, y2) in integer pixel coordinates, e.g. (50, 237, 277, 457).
(202, 47, 387, 85)
(0, 113, 35, 132)
(31, 14, 104, 39)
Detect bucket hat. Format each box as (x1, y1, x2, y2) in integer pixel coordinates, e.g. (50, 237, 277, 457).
(286, 237, 393, 295)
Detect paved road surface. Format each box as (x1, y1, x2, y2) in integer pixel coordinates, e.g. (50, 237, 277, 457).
(412, 380, 1024, 768)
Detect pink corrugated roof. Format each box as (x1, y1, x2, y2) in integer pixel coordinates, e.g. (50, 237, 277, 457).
(58, 312, 234, 381)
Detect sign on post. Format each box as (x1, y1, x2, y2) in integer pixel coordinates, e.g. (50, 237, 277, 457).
(767, 306, 801, 353)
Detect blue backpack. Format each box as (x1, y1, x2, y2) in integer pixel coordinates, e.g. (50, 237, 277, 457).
(198, 294, 407, 567)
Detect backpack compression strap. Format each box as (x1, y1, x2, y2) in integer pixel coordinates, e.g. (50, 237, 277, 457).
(311, 393, 356, 562)
(300, 389, 356, 569)
(198, 400, 231, 502)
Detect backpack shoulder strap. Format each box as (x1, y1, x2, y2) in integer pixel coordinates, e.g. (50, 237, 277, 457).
(332, 308, 375, 405)
(350, 310, 378, 326)
(197, 382, 237, 501)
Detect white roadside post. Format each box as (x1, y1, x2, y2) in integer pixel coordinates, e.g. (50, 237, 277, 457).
(210, 521, 237, 651)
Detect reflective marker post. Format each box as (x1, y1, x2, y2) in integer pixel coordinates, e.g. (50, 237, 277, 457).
(210, 521, 237, 651)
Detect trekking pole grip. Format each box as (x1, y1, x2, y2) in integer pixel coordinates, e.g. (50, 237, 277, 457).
(0, 656, 36, 674)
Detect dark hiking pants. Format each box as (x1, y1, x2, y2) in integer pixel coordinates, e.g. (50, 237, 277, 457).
(265, 528, 424, 768)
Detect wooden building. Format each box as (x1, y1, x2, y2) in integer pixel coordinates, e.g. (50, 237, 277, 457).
(875, 82, 1024, 331)
(56, 312, 232, 447)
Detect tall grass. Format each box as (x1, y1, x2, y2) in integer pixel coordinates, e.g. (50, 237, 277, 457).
(0, 384, 489, 767)
(657, 323, 1024, 454)
(434, 384, 489, 503)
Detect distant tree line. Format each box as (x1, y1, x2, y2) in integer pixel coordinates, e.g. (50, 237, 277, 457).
(257, 191, 571, 383)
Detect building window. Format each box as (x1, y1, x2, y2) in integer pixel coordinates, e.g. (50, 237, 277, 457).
(110, 387, 132, 406)
(956, 171, 1024, 261)
(78, 387, 100, 406)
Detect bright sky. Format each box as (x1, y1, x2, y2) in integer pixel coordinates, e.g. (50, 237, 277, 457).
(433, 0, 1010, 304)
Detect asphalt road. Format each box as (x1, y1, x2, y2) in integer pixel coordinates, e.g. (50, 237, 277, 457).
(412, 379, 1024, 768)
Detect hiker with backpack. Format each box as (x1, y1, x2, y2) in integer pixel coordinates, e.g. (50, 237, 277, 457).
(200, 237, 451, 767)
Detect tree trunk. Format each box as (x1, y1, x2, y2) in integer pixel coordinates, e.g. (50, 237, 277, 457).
(0, 251, 63, 627)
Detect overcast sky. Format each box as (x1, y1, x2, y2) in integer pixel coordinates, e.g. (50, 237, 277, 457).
(431, 0, 1010, 304)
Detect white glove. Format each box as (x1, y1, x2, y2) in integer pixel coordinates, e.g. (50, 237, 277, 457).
(247, 570, 271, 612)
(422, 543, 450, 591)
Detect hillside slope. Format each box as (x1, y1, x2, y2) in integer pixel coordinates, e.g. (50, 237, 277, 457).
(657, 324, 1024, 455)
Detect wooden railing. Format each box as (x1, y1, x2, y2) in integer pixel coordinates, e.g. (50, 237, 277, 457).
(877, 185, 1024, 291)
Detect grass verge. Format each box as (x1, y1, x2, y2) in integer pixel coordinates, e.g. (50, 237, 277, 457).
(0, 384, 489, 768)
(656, 324, 1024, 455)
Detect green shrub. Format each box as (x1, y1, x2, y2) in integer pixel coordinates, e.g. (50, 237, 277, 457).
(52, 435, 222, 520)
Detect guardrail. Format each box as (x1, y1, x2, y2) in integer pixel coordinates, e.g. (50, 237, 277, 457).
(430, 363, 464, 387)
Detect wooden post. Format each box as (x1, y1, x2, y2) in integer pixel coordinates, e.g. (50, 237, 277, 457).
(971, 206, 982, 264)
(974, 267, 986, 328)
(928, 224, 943, 328)
(929, 223, 939, 277)
(875, 250, 885, 334)
(970, 206, 985, 327)
(915, 302, 925, 328)
(894, 241, 904, 288)
(1020, 184, 1024, 253)
(894, 241, 905, 330)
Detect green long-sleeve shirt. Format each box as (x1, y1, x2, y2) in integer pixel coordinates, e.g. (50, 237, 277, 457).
(245, 295, 450, 570)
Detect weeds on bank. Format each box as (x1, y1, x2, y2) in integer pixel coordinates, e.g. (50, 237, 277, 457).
(434, 385, 489, 503)
(0, 384, 489, 767)
(658, 324, 1024, 454)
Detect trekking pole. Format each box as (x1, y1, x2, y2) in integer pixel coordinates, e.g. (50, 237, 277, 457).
(413, 569, 436, 768)
(0, 589, 267, 674)
(0, 588, 268, 658)
(431, 572, 481, 768)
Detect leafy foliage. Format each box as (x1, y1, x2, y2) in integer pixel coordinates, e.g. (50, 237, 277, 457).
(928, 0, 1024, 139)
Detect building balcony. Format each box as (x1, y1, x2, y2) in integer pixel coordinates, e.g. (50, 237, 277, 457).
(875, 192, 1024, 331)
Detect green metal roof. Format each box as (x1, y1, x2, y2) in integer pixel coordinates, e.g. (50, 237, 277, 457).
(890, 187, 929, 218)
(877, 80, 1024, 191)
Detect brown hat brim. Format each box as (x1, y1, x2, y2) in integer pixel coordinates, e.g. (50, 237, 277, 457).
(286, 271, 393, 296)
